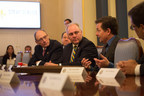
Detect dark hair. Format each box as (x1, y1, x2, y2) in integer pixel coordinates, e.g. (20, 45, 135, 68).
(128, 2, 144, 27)
(25, 45, 32, 51)
(5, 45, 16, 59)
(64, 19, 72, 23)
(61, 32, 66, 39)
(95, 16, 118, 35)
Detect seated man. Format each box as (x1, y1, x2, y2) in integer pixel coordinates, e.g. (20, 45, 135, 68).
(45, 23, 98, 68)
(25, 45, 32, 52)
(24, 45, 32, 58)
(82, 16, 120, 68)
(117, 2, 144, 76)
(28, 30, 63, 66)
(61, 32, 71, 48)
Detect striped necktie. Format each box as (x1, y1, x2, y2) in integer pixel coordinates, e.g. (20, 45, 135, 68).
(70, 46, 77, 63)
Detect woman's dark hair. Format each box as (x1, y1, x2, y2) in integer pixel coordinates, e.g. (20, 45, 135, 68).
(5, 45, 16, 59)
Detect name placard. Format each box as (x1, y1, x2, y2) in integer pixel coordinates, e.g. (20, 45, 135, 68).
(0, 71, 20, 84)
(39, 88, 63, 96)
(60, 67, 88, 82)
(96, 77, 125, 87)
(0, 83, 16, 95)
(96, 68, 125, 78)
(38, 73, 75, 91)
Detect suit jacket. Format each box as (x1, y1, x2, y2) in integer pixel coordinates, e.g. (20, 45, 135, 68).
(62, 37, 98, 67)
(2, 54, 16, 65)
(28, 39, 63, 66)
(140, 64, 144, 75)
(138, 54, 144, 75)
(101, 36, 120, 63)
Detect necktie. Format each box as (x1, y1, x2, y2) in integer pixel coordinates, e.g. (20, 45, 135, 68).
(43, 48, 46, 56)
(70, 46, 77, 63)
(101, 43, 108, 56)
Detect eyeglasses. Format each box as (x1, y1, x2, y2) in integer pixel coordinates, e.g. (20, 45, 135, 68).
(37, 35, 48, 42)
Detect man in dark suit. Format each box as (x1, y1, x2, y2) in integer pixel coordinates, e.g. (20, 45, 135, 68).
(61, 32, 71, 48)
(45, 23, 98, 68)
(117, 2, 144, 75)
(28, 30, 63, 66)
(82, 16, 120, 68)
(62, 23, 98, 67)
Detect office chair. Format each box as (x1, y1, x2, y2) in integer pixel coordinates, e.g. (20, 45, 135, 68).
(14, 52, 22, 66)
(114, 37, 143, 67)
(22, 52, 31, 64)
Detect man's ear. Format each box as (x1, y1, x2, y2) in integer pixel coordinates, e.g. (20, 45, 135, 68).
(107, 28, 111, 35)
(35, 41, 39, 45)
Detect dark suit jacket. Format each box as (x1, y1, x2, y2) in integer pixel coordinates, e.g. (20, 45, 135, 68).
(138, 54, 144, 75)
(2, 54, 16, 65)
(62, 37, 98, 67)
(101, 36, 120, 63)
(28, 39, 63, 66)
(140, 64, 144, 75)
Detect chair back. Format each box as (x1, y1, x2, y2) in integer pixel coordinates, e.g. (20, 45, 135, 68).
(0, 56, 3, 64)
(114, 38, 143, 66)
(14, 52, 22, 66)
(22, 52, 31, 64)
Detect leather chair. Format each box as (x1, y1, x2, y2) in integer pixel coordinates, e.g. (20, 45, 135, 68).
(15, 52, 22, 66)
(22, 52, 31, 64)
(114, 37, 143, 67)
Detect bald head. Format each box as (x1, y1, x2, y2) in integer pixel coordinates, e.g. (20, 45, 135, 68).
(34, 30, 50, 48)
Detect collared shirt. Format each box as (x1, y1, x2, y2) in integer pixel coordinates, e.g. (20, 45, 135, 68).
(106, 35, 116, 52)
(135, 64, 140, 75)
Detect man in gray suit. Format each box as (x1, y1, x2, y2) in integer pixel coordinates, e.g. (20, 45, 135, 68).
(82, 16, 120, 68)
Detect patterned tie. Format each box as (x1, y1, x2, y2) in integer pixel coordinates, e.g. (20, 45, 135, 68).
(70, 46, 77, 63)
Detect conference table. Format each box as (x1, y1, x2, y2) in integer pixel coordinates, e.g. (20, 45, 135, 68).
(0, 66, 144, 96)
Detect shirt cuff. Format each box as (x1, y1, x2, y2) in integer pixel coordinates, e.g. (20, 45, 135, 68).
(135, 76, 141, 87)
(108, 62, 114, 68)
(36, 60, 41, 66)
(135, 65, 140, 76)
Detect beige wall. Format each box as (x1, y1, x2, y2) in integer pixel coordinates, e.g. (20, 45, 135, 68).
(83, 0, 97, 45)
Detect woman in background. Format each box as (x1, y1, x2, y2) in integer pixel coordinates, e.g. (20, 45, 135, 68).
(2, 45, 16, 65)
